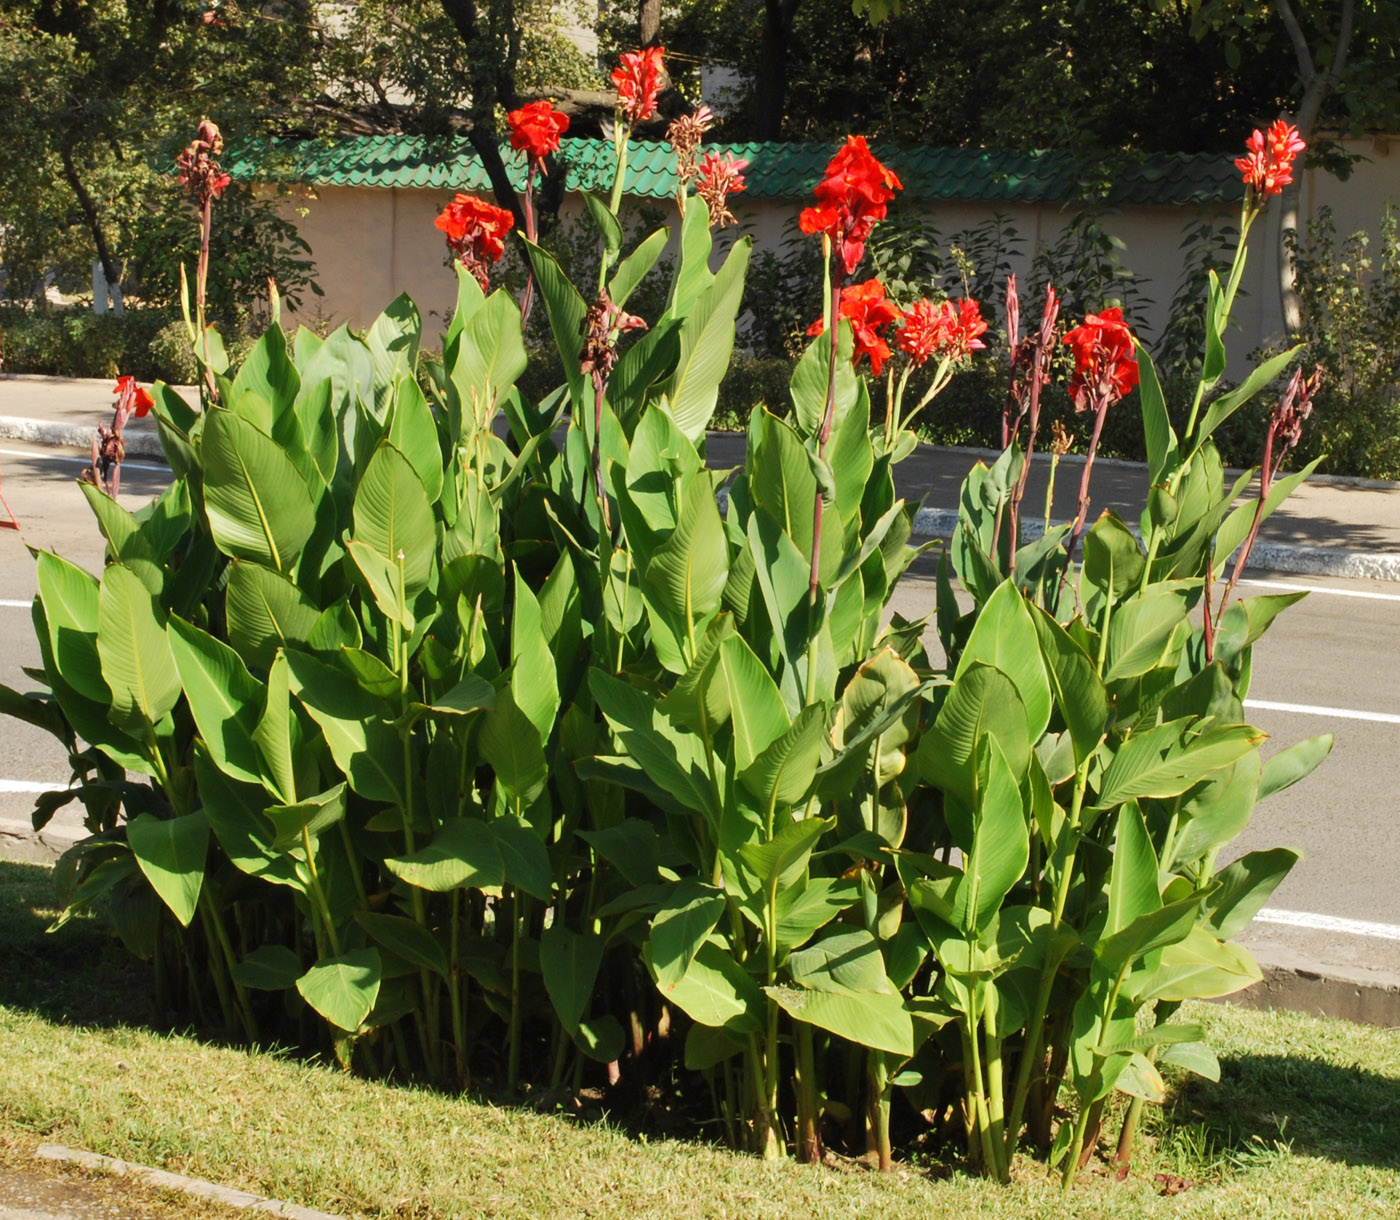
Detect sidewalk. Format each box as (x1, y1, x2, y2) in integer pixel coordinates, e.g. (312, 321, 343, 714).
(6, 374, 1400, 582)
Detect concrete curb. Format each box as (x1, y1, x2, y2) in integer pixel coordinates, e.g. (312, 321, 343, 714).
(34, 1144, 343, 1220)
(0, 416, 167, 460)
(907, 506, 1400, 581)
(0, 816, 81, 865)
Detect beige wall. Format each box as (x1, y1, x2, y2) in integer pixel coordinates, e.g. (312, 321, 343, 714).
(276, 137, 1400, 371)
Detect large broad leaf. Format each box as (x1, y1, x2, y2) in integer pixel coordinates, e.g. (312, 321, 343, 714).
(955, 581, 1052, 740)
(739, 705, 827, 813)
(790, 323, 858, 442)
(510, 568, 558, 746)
(35, 550, 106, 703)
(267, 783, 348, 853)
(788, 928, 893, 994)
(650, 880, 727, 987)
(167, 615, 264, 785)
(1106, 801, 1160, 938)
(918, 663, 1031, 810)
(353, 441, 436, 594)
(225, 560, 322, 671)
(297, 949, 382, 1032)
(284, 650, 404, 803)
(1097, 719, 1265, 807)
(97, 564, 181, 730)
(202, 408, 316, 572)
(1205, 847, 1301, 940)
(254, 652, 298, 802)
(541, 924, 605, 1035)
(384, 818, 504, 892)
(1104, 587, 1191, 681)
(715, 633, 791, 772)
(387, 377, 443, 502)
(1132, 925, 1261, 1003)
(231, 320, 299, 420)
(1031, 605, 1108, 766)
(354, 910, 448, 978)
(1259, 734, 1333, 802)
(646, 940, 763, 1033)
(194, 748, 301, 890)
(450, 289, 528, 431)
(1082, 512, 1146, 606)
(1195, 345, 1303, 449)
(955, 737, 1030, 933)
(493, 816, 554, 900)
(231, 945, 303, 991)
(668, 195, 715, 317)
(477, 689, 549, 805)
(365, 293, 422, 413)
(126, 810, 209, 927)
(767, 984, 913, 1056)
(643, 476, 729, 671)
(609, 226, 669, 307)
(522, 239, 586, 409)
(1138, 347, 1178, 481)
(738, 815, 834, 894)
(664, 238, 752, 440)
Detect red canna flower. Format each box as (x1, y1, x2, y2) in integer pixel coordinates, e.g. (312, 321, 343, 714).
(176, 119, 232, 206)
(799, 136, 902, 276)
(897, 297, 988, 366)
(807, 278, 902, 376)
(435, 193, 515, 288)
(612, 47, 666, 124)
(113, 374, 154, 419)
(694, 150, 747, 228)
(1236, 120, 1306, 197)
(507, 100, 570, 169)
(1062, 307, 1139, 412)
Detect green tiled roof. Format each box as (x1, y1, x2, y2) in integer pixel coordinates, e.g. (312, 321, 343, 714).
(226, 136, 1240, 207)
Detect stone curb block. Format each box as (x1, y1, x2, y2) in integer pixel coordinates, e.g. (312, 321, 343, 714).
(908, 506, 1400, 582)
(35, 1144, 344, 1220)
(0, 416, 167, 460)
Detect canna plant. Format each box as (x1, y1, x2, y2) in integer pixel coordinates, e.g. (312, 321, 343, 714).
(2, 89, 1332, 1191)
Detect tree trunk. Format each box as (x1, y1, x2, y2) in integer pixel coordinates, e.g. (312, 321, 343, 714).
(639, 0, 661, 47)
(1272, 0, 1355, 336)
(59, 139, 123, 315)
(754, 0, 802, 141)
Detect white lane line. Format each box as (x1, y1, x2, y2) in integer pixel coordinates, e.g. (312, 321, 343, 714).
(1244, 698, 1400, 725)
(0, 779, 69, 794)
(1254, 908, 1400, 942)
(0, 600, 30, 608)
(1239, 577, 1400, 603)
(0, 447, 168, 474)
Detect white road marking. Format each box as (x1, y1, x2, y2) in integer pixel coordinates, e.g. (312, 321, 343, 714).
(0, 447, 168, 474)
(0, 779, 69, 794)
(1253, 907, 1400, 943)
(0, 600, 30, 608)
(1240, 577, 1400, 603)
(1244, 698, 1400, 725)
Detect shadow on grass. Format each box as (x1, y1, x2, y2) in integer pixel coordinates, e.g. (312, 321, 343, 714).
(1162, 1048, 1400, 1174)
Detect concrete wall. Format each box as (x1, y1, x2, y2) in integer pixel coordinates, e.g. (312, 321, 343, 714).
(274, 137, 1400, 367)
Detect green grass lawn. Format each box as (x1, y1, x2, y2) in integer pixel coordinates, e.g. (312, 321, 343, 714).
(2, 858, 1398, 1220)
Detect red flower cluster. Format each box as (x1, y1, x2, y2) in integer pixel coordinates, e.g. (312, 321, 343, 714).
(435, 193, 514, 288)
(1236, 120, 1306, 197)
(507, 100, 570, 168)
(695, 151, 748, 228)
(799, 136, 902, 276)
(807, 279, 902, 376)
(612, 47, 665, 124)
(113, 374, 154, 419)
(176, 119, 231, 206)
(1062, 307, 1139, 412)
(897, 297, 988, 366)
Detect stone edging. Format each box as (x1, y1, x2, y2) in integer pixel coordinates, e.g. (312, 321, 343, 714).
(35, 1144, 344, 1220)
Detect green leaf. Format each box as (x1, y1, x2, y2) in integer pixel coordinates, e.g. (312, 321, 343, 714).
(789, 928, 893, 994)
(1097, 720, 1265, 807)
(955, 581, 1051, 740)
(918, 663, 1030, 810)
(647, 940, 762, 1033)
(510, 567, 558, 745)
(254, 652, 298, 802)
(1133, 926, 1261, 1003)
(231, 321, 299, 419)
(650, 880, 727, 987)
(355, 910, 448, 978)
(365, 294, 422, 411)
(668, 195, 715, 317)
(609, 226, 669, 307)
(450, 289, 528, 429)
(35, 550, 105, 703)
(790, 320, 857, 441)
(126, 811, 208, 927)
(739, 705, 827, 812)
(664, 238, 752, 440)
(493, 816, 554, 899)
(738, 815, 834, 894)
(1205, 848, 1301, 940)
(477, 689, 549, 803)
(232, 945, 302, 991)
(1138, 347, 1177, 481)
(1259, 734, 1332, 801)
(581, 191, 623, 264)
(1082, 513, 1145, 606)
(202, 408, 316, 573)
(541, 924, 605, 1035)
(267, 783, 348, 852)
(387, 376, 443, 502)
(384, 818, 504, 892)
(643, 475, 729, 670)
(1031, 606, 1108, 766)
(225, 560, 322, 671)
(1105, 587, 1190, 681)
(957, 736, 1030, 932)
(1106, 801, 1160, 938)
(167, 615, 264, 785)
(97, 564, 181, 730)
(297, 950, 382, 1032)
(522, 238, 586, 408)
(1195, 345, 1304, 448)
(353, 441, 436, 594)
(767, 984, 913, 1056)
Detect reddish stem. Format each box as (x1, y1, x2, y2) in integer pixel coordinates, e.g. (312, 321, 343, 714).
(520, 171, 538, 325)
(808, 278, 845, 604)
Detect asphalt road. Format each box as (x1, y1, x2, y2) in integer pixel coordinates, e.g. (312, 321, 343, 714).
(1, 438, 1396, 987)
